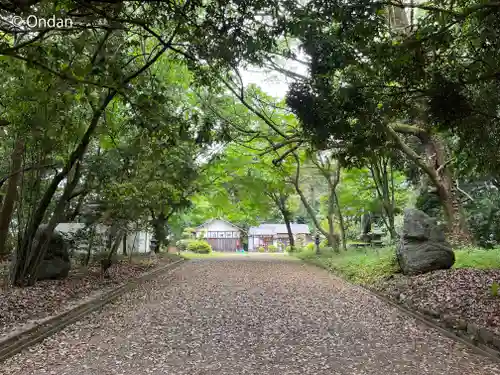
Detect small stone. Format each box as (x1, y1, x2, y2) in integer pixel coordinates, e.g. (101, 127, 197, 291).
(478, 327, 494, 344)
(428, 309, 441, 318)
(441, 314, 455, 328)
(467, 323, 479, 338)
(455, 319, 467, 331)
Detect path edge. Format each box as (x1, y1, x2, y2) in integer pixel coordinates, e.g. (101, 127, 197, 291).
(299, 259, 500, 364)
(0, 258, 185, 363)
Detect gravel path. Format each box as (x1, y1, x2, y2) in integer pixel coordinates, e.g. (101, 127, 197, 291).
(2, 256, 500, 375)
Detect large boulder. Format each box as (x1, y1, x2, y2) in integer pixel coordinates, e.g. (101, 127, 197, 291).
(37, 257, 71, 280)
(35, 225, 71, 280)
(396, 208, 454, 275)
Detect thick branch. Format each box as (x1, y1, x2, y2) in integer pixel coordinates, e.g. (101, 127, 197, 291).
(384, 124, 441, 189)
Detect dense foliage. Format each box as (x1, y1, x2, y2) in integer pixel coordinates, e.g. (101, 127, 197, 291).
(0, 0, 497, 286)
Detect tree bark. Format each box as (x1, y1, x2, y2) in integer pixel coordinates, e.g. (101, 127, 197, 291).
(308, 153, 342, 250)
(122, 235, 127, 256)
(384, 2, 471, 244)
(422, 134, 472, 244)
(333, 191, 347, 251)
(290, 152, 336, 248)
(151, 208, 176, 253)
(387, 125, 472, 244)
(0, 138, 24, 257)
(273, 194, 295, 249)
(369, 155, 397, 239)
(107, 229, 124, 262)
(15, 92, 117, 286)
(24, 161, 83, 285)
(84, 225, 97, 266)
(293, 181, 334, 245)
(151, 211, 167, 253)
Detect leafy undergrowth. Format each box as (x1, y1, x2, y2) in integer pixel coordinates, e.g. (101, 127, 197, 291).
(0, 253, 179, 338)
(294, 247, 398, 284)
(296, 245, 500, 336)
(454, 247, 500, 269)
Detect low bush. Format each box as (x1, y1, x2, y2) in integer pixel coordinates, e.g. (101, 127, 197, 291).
(181, 228, 196, 239)
(320, 246, 336, 254)
(306, 242, 315, 251)
(175, 239, 193, 252)
(258, 246, 265, 253)
(268, 245, 277, 253)
(186, 240, 212, 254)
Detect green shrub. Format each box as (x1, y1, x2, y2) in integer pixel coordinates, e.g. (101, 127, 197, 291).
(295, 233, 306, 247)
(186, 240, 212, 254)
(320, 246, 335, 254)
(181, 228, 196, 239)
(306, 242, 315, 251)
(464, 188, 500, 247)
(258, 246, 265, 253)
(268, 245, 277, 253)
(286, 245, 309, 253)
(175, 239, 194, 251)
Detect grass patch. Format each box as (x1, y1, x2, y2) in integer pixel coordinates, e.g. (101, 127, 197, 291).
(293, 247, 399, 285)
(294, 245, 500, 284)
(454, 246, 500, 269)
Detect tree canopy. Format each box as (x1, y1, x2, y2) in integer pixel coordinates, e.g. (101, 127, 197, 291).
(0, 0, 498, 285)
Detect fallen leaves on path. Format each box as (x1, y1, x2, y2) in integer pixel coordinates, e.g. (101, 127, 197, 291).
(374, 268, 500, 335)
(0, 256, 175, 338)
(2, 259, 500, 375)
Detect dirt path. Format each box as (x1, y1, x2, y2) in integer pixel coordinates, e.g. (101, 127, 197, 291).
(2, 257, 500, 374)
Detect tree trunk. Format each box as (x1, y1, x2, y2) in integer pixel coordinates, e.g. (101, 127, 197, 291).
(66, 190, 87, 221)
(326, 184, 339, 251)
(290, 151, 337, 249)
(386, 125, 472, 244)
(24, 162, 83, 286)
(292, 181, 333, 243)
(423, 135, 472, 244)
(108, 229, 124, 262)
(333, 192, 347, 251)
(369, 156, 397, 239)
(277, 194, 295, 249)
(0, 138, 24, 257)
(122, 235, 127, 256)
(151, 212, 167, 253)
(15, 92, 117, 286)
(84, 225, 97, 266)
(384, 1, 470, 244)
